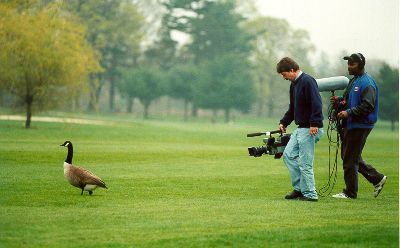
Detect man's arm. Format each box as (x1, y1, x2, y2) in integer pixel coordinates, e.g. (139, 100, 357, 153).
(306, 79, 323, 127)
(280, 84, 294, 128)
(346, 86, 376, 116)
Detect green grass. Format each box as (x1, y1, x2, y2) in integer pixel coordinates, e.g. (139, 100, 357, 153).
(0, 117, 398, 247)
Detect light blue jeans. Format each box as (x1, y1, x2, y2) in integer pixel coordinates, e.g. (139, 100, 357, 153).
(283, 128, 323, 199)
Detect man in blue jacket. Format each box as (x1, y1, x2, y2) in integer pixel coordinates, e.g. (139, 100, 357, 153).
(277, 57, 324, 202)
(331, 53, 387, 199)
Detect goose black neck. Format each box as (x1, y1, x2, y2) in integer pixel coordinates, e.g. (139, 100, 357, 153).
(65, 144, 73, 164)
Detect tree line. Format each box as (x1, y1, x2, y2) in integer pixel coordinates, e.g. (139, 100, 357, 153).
(0, 0, 397, 129)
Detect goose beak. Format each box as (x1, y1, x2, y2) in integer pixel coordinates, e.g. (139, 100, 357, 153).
(60, 144, 64, 147)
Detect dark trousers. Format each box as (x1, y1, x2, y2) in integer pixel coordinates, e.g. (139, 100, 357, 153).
(340, 128, 384, 198)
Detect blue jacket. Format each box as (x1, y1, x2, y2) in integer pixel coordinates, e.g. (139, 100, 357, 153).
(343, 72, 379, 129)
(280, 72, 324, 128)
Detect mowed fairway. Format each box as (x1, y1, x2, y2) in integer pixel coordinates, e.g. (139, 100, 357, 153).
(0, 117, 398, 247)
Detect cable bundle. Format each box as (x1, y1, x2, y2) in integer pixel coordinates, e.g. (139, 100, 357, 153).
(317, 102, 341, 197)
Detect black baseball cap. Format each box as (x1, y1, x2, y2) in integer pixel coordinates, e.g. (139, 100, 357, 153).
(343, 53, 366, 66)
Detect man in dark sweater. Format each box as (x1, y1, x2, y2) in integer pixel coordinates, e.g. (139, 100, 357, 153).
(331, 53, 387, 199)
(277, 57, 324, 202)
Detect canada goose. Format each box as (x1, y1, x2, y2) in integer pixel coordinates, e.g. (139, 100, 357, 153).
(60, 141, 107, 195)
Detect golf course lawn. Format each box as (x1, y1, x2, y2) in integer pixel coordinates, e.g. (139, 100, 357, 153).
(0, 116, 398, 247)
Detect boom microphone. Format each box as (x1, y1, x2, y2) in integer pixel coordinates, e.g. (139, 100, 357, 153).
(316, 76, 349, 92)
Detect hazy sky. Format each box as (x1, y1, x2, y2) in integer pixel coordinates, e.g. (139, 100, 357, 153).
(254, 0, 399, 67)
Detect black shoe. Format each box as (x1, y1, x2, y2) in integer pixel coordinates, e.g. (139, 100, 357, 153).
(285, 190, 303, 200)
(299, 196, 318, 202)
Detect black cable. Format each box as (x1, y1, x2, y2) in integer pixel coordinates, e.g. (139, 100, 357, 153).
(317, 102, 341, 197)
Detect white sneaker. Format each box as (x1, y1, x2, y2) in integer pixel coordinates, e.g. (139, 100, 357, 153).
(332, 192, 350, 199)
(373, 176, 387, 197)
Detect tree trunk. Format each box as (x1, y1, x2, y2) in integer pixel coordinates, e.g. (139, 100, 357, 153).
(25, 94, 33, 128)
(72, 94, 80, 112)
(88, 79, 102, 112)
(95, 86, 101, 111)
(391, 119, 395, 131)
(192, 104, 198, 117)
(127, 96, 134, 113)
(183, 99, 189, 121)
(257, 75, 265, 116)
(267, 81, 274, 118)
(256, 100, 264, 116)
(267, 98, 274, 118)
(109, 77, 115, 112)
(143, 101, 150, 119)
(88, 91, 96, 111)
(224, 108, 230, 123)
(166, 97, 171, 116)
(211, 109, 217, 123)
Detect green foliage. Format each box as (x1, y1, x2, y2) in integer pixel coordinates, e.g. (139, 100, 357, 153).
(0, 118, 398, 247)
(177, 0, 255, 122)
(120, 67, 166, 118)
(377, 63, 399, 130)
(144, 34, 178, 70)
(245, 16, 315, 117)
(143, 0, 184, 70)
(0, 0, 396, 125)
(140, 0, 256, 122)
(166, 64, 199, 120)
(65, 0, 145, 111)
(167, 64, 198, 101)
(188, 0, 252, 63)
(0, 2, 100, 127)
(195, 54, 256, 122)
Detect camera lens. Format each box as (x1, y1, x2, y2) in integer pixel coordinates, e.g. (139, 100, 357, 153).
(248, 146, 267, 157)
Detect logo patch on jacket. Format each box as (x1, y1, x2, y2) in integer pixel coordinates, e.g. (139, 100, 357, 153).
(354, 86, 359, 92)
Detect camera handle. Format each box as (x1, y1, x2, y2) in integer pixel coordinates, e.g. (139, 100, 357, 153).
(247, 130, 282, 137)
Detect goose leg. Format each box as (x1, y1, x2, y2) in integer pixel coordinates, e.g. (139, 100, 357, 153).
(89, 191, 93, 195)
(81, 188, 84, 195)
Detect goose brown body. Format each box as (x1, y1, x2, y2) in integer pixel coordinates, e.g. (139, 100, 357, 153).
(61, 141, 107, 195)
(64, 162, 107, 190)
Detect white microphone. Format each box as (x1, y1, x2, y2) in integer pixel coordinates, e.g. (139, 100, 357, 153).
(316, 76, 349, 92)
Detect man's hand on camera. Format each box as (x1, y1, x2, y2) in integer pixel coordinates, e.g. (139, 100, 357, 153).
(310, 127, 318, 136)
(279, 124, 286, 133)
(337, 110, 348, 120)
(330, 95, 339, 104)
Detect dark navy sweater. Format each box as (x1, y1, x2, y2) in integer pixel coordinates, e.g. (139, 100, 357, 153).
(280, 72, 324, 128)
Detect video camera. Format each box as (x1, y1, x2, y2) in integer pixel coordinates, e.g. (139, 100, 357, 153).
(247, 130, 291, 159)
